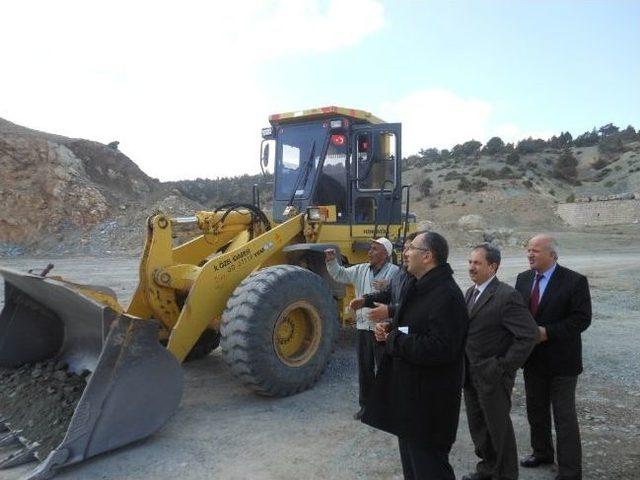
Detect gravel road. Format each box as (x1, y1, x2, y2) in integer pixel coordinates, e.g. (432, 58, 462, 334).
(0, 248, 638, 479)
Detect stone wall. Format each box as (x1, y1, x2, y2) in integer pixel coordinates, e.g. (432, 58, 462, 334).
(557, 198, 640, 226)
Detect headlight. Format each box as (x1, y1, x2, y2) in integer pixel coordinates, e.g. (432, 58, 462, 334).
(307, 207, 322, 221)
(306, 206, 328, 222)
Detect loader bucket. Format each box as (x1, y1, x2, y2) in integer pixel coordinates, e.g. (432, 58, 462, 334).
(0, 268, 184, 480)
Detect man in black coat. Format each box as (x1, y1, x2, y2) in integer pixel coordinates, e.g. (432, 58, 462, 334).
(515, 234, 591, 480)
(362, 232, 469, 480)
(462, 244, 538, 480)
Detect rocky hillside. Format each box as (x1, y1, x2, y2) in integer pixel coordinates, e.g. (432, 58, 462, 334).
(165, 174, 273, 210)
(1, 118, 638, 256)
(404, 127, 640, 245)
(0, 118, 202, 256)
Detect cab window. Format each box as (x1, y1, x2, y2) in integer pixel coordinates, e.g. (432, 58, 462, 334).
(314, 133, 347, 221)
(356, 131, 396, 191)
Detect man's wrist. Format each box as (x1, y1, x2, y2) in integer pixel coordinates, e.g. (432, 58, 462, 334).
(388, 304, 396, 317)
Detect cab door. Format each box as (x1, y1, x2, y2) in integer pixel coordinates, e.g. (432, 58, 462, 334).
(349, 123, 402, 228)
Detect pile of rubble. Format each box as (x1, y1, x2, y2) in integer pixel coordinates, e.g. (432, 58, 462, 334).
(456, 214, 525, 248)
(0, 361, 88, 461)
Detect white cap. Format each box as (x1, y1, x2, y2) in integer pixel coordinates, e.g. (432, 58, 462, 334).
(372, 237, 393, 257)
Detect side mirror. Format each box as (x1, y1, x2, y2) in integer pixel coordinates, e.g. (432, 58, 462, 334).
(262, 143, 270, 168)
(260, 140, 274, 176)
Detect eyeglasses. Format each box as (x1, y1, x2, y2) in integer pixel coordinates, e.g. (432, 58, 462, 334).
(406, 243, 429, 252)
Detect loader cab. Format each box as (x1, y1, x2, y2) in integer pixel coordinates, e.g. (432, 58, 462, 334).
(263, 107, 404, 230)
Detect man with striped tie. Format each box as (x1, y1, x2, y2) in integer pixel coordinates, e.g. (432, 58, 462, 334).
(462, 244, 537, 480)
(515, 234, 592, 480)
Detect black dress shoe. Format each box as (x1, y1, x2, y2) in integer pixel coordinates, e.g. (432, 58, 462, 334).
(461, 473, 491, 480)
(353, 407, 365, 420)
(520, 454, 554, 468)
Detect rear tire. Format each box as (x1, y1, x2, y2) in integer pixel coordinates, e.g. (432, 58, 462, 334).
(220, 265, 338, 397)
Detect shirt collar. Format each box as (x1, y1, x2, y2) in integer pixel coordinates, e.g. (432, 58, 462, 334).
(536, 263, 557, 279)
(474, 275, 496, 296)
(370, 261, 388, 276)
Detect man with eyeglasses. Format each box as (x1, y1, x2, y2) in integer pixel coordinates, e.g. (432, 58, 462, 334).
(361, 232, 468, 480)
(325, 237, 399, 420)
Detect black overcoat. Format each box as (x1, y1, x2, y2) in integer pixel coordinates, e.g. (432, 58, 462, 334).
(362, 263, 469, 447)
(515, 264, 591, 376)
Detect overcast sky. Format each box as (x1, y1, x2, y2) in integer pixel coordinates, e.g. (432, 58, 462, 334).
(1, 0, 638, 181)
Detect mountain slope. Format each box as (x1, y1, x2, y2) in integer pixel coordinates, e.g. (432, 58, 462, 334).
(1, 117, 638, 256)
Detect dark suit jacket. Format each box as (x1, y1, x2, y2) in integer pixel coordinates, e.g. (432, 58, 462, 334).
(362, 263, 469, 447)
(515, 264, 592, 376)
(465, 278, 538, 391)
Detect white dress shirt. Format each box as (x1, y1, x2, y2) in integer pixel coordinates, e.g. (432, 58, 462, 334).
(474, 275, 496, 297)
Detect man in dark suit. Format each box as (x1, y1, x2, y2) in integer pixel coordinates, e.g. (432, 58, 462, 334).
(462, 244, 538, 480)
(515, 234, 591, 480)
(362, 232, 469, 480)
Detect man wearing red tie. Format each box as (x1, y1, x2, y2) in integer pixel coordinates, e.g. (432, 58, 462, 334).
(515, 235, 592, 480)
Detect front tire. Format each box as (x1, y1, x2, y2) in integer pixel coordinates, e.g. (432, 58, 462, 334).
(184, 329, 221, 361)
(220, 265, 338, 396)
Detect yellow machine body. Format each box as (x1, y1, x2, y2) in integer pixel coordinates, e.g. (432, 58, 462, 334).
(0, 106, 416, 479)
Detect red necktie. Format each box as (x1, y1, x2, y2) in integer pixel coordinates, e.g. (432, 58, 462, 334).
(529, 273, 544, 316)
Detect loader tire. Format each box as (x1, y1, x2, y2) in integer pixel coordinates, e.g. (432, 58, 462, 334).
(220, 265, 338, 397)
(184, 328, 221, 361)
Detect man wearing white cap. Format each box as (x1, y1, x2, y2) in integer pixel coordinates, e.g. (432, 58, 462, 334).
(325, 237, 399, 420)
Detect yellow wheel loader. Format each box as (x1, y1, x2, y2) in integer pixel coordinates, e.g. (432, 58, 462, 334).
(0, 106, 416, 479)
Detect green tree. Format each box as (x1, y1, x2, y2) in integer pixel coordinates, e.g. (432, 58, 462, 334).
(418, 148, 441, 163)
(419, 177, 433, 197)
(458, 177, 487, 192)
(516, 137, 547, 154)
(548, 132, 573, 149)
(505, 151, 520, 165)
(553, 148, 578, 182)
(598, 123, 619, 137)
(559, 131, 573, 147)
(598, 136, 624, 154)
(483, 136, 505, 155)
(620, 125, 637, 141)
(574, 128, 599, 147)
(402, 154, 422, 169)
(452, 140, 482, 157)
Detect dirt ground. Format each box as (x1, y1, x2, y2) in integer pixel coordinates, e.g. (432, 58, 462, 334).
(0, 242, 639, 479)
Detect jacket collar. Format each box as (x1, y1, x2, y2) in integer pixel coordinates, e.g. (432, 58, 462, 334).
(536, 264, 565, 315)
(521, 264, 565, 316)
(412, 263, 454, 293)
(468, 277, 499, 318)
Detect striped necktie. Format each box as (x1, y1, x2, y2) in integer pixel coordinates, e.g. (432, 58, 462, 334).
(467, 288, 480, 313)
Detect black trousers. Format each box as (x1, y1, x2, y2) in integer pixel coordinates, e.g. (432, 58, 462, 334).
(523, 370, 581, 479)
(356, 329, 383, 408)
(398, 438, 455, 480)
(464, 371, 518, 480)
